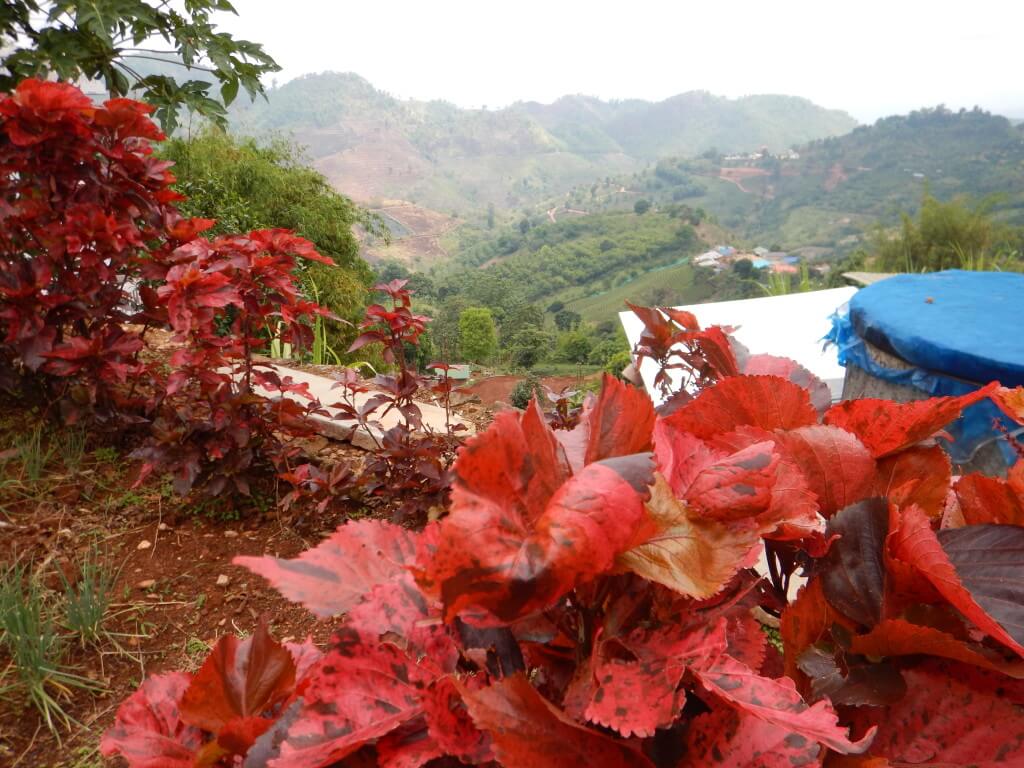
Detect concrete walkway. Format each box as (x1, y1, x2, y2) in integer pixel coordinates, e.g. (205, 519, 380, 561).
(251, 364, 474, 450)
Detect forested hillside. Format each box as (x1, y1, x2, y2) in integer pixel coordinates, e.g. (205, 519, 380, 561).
(574, 107, 1024, 255)
(230, 72, 857, 213)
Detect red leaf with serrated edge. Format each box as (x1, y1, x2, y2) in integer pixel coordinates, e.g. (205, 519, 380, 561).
(693, 654, 875, 754)
(938, 524, 1024, 650)
(685, 441, 779, 521)
(781, 579, 853, 685)
(422, 677, 493, 764)
(100, 672, 203, 768)
(428, 453, 651, 623)
(180, 619, 295, 738)
(994, 385, 1024, 424)
(954, 473, 1024, 525)
(743, 353, 832, 415)
(269, 643, 429, 768)
(556, 373, 656, 472)
(654, 420, 784, 523)
(618, 475, 762, 599)
(888, 507, 1024, 655)
(706, 426, 822, 538)
(664, 375, 818, 440)
(235, 520, 417, 618)
(346, 572, 458, 671)
(853, 661, 1024, 763)
(774, 426, 876, 517)
(823, 383, 999, 457)
(849, 619, 1024, 677)
(375, 721, 443, 768)
(681, 706, 823, 767)
(583, 620, 727, 737)
(726, 611, 769, 673)
(462, 674, 655, 768)
(874, 445, 951, 518)
(419, 401, 652, 623)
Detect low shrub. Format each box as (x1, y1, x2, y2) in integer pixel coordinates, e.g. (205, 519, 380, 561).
(102, 305, 1024, 767)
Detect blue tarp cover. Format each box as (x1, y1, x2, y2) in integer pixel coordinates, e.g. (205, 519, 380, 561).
(829, 270, 1024, 466)
(848, 270, 1024, 387)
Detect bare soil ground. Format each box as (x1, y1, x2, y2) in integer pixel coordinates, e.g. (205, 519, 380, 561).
(0, 379, 494, 766)
(358, 200, 459, 267)
(459, 374, 595, 407)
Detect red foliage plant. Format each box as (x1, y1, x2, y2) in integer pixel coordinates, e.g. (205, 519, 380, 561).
(280, 278, 464, 521)
(0, 78, 187, 421)
(104, 303, 1024, 767)
(131, 228, 335, 497)
(0, 78, 336, 497)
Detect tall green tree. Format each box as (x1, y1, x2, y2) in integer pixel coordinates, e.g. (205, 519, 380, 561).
(458, 308, 498, 364)
(0, 0, 279, 132)
(162, 129, 379, 356)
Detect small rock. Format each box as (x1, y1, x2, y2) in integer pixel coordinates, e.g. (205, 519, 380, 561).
(157, 522, 171, 531)
(57, 528, 73, 537)
(137, 579, 156, 590)
(136, 539, 152, 550)
(218, 618, 227, 627)
(224, 530, 239, 538)
(216, 574, 230, 587)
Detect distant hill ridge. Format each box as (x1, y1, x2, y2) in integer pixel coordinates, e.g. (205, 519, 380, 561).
(230, 71, 858, 212)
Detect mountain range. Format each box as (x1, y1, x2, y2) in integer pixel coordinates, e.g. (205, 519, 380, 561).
(229, 72, 858, 213)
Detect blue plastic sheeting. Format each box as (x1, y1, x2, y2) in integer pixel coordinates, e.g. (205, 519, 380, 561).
(828, 271, 1024, 466)
(848, 270, 1024, 387)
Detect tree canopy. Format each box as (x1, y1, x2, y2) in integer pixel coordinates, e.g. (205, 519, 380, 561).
(161, 128, 377, 354)
(0, 0, 279, 131)
(458, 308, 498, 364)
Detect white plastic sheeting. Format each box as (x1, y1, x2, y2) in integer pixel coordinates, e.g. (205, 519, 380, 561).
(618, 287, 858, 405)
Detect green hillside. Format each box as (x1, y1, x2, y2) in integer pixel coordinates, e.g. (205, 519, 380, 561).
(575, 106, 1024, 255)
(230, 72, 857, 212)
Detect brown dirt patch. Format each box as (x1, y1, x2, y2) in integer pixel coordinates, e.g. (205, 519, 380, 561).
(458, 374, 595, 407)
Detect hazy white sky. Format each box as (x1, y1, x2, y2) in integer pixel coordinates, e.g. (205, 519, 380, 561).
(216, 0, 1024, 122)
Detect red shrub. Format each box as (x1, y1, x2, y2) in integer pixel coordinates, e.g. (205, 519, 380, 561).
(0, 79, 191, 420)
(105, 304, 1024, 767)
(282, 279, 463, 521)
(133, 229, 335, 497)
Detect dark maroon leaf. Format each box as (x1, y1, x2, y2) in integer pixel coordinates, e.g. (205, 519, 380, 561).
(820, 499, 889, 628)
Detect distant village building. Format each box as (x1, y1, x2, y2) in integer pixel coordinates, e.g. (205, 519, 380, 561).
(752, 246, 770, 258)
(715, 245, 736, 257)
(751, 258, 771, 270)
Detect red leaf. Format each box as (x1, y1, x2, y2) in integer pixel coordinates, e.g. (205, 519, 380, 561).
(235, 520, 417, 618)
(888, 507, 1024, 655)
(954, 473, 1024, 525)
(426, 453, 652, 623)
(420, 402, 652, 623)
(584, 620, 728, 737)
(462, 674, 655, 768)
(854, 661, 1024, 763)
(682, 706, 823, 767)
(269, 643, 429, 768)
(781, 579, 852, 685)
(100, 672, 204, 768)
(742, 353, 832, 414)
(849, 619, 1024, 677)
(874, 445, 951, 518)
(180, 619, 295, 736)
(346, 572, 459, 671)
(556, 373, 656, 472)
(693, 654, 875, 754)
(938, 524, 1024, 651)
(823, 383, 999, 457)
(820, 499, 889, 627)
(993, 385, 1024, 424)
(618, 475, 761, 599)
(774, 426, 877, 517)
(422, 677, 493, 764)
(663, 375, 818, 440)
